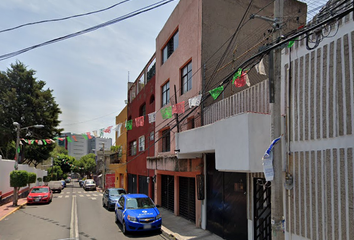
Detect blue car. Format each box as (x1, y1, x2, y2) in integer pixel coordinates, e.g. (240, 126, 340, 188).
(102, 188, 126, 210)
(115, 194, 162, 235)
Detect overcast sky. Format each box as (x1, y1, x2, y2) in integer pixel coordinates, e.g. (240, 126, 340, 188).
(0, 0, 179, 143)
(0, 0, 326, 144)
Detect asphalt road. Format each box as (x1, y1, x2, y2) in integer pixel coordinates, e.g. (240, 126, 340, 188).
(0, 181, 167, 240)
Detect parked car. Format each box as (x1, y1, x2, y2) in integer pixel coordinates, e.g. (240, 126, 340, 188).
(48, 181, 63, 193)
(61, 180, 66, 188)
(102, 188, 127, 210)
(115, 194, 161, 235)
(83, 179, 96, 191)
(27, 186, 53, 204)
(65, 178, 71, 183)
(79, 180, 84, 187)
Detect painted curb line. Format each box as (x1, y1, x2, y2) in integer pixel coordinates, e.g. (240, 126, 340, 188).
(0, 201, 27, 221)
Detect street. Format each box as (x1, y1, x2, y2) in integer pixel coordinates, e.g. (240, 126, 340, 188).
(0, 181, 166, 240)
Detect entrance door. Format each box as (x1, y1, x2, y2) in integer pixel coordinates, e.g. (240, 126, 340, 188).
(128, 174, 137, 193)
(179, 177, 196, 222)
(206, 153, 248, 240)
(138, 175, 148, 195)
(161, 175, 174, 212)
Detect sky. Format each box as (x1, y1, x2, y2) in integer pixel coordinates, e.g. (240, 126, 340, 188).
(0, 0, 326, 145)
(0, 0, 179, 143)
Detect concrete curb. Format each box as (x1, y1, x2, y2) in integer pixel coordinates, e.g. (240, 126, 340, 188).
(0, 201, 27, 221)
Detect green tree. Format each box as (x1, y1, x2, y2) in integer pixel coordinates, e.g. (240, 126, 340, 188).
(0, 61, 62, 166)
(27, 172, 37, 189)
(10, 170, 28, 206)
(47, 166, 63, 180)
(78, 153, 97, 177)
(43, 175, 50, 183)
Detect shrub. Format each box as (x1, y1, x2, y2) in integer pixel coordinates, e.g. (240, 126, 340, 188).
(10, 170, 29, 188)
(28, 172, 37, 184)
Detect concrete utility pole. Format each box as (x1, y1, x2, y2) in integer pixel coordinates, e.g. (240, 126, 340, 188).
(270, 0, 284, 239)
(102, 143, 106, 190)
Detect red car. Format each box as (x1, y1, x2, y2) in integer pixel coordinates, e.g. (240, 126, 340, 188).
(27, 186, 53, 204)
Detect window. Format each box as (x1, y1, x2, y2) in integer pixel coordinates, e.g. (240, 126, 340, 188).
(150, 131, 154, 141)
(161, 129, 170, 152)
(181, 61, 192, 94)
(187, 117, 195, 129)
(140, 103, 146, 118)
(139, 136, 145, 152)
(162, 81, 170, 107)
(129, 141, 137, 156)
(150, 95, 155, 104)
(162, 30, 179, 64)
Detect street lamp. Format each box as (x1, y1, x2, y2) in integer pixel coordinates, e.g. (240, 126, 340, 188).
(13, 122, 44, 170)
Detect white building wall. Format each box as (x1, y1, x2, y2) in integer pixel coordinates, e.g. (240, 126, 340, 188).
(281, 12, 354, 240)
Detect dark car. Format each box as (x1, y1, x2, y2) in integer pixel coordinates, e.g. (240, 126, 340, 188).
(115, 194, 161, 235)
(102, 188, 127, 210)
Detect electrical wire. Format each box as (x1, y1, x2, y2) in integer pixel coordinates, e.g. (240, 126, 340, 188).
(0, 0, 132, 34)
(0, 0, 175, 61)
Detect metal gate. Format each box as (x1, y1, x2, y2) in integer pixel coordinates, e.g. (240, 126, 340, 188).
(161, 175, 174, 212)
(138, 175, 148, 195)
(179, 177, 195, 222)
(128, 174, 137, 194)
(254, 178, 272, 240)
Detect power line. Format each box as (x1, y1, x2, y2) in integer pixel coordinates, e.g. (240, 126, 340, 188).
(0, 0, 132, 34)
(0, 0, 175, 61)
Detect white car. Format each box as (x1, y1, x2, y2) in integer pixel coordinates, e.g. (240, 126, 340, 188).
(83, 179, 96, 191)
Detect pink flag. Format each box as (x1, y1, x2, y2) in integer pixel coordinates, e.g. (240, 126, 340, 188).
(135, 116, 144, 127)
(86, 132, 92, 139)
(104, 126, 113, 133)
(172, 101, 185, 114)
(72, 135, 77, 142)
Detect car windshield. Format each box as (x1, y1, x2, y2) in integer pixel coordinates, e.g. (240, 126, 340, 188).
(126, 197, 155, 209)
(31, 188, 49, 193)
(109, 189, 126, 196)
(86, 180, 95, 184)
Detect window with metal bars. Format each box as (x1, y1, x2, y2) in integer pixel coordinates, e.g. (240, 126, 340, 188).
(162, 30, 179, 64)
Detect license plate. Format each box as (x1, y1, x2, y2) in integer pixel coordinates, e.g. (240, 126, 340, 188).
(35, 198, 40, 202)
(143, 224, 151, 229)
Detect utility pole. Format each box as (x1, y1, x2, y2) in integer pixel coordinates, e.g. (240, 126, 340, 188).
(102, 143, 106, 191)
(270, 0, 284, 239)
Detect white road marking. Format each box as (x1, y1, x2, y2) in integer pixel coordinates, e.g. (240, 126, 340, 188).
(70, 195, 79, 240)
(91, 198, 96, 200)
(65, 195, 70, 198)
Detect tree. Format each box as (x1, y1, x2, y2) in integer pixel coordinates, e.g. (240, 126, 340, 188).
(10, 170, 28, 206)
(78, 153, 97, 177)
(47, 166, 63, 181)
(28, 172, 37, 189)
(0, 61, 62, 166)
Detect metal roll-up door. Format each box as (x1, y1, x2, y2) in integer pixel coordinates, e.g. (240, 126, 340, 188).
(179, 177, 195, 222)
(128, 174, 137, 194)
(161, 175, 174, 212)
(138, 175, 148, 195)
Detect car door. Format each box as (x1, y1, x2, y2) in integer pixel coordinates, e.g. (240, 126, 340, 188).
(117, 196, 125, 223)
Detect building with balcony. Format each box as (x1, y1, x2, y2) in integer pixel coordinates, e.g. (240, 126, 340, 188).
(126, 55, 156, 199)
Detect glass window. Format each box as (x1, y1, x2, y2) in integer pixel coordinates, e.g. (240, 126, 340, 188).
(140, 103, 146, 117)
(162, 81, 170, 107)
(139, 136, 145, 152)
(162, 30, 179, 64)
(181, 61, 192, 94)
(150, 131, 154, 141)
(130, 141, 137, 156)
(161, 129, 170, 152)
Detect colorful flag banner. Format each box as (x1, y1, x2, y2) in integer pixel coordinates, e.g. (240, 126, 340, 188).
(43, 139, 47, 145)
(86, 132, 92, 139)
(67, 136, 72, 143)
(93, 130, 98, 137)
(189, 94, 202, 108)
(99, 128, 104, 137)
(114, 123, 122, 137)
(287, 38, 297, 48)
(172, 101, 185, 114)
(104, 126, 113, 133)
(232, 68, 242, 85)
(161, 106, 173, 119)
(148, 112, 156, 123)
(126, 120, 133, 130)
(72, 135, 77, 142)
(255, 58, 266, 75)
(209, 86, 224, 100)
(82, 134, 88, 140)
(38, 140, 43, 145)
(234, 72, 248, 87)
(135, 116, 144, 127)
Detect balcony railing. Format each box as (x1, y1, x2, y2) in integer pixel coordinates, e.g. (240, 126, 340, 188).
(203, 80, 270, 125)
(110, 152, 121, 164)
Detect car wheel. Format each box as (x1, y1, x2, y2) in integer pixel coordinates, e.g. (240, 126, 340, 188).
(122, 220, 128, 235)
(115, 213, 118, 224)
(102, 200, 105, 208)
(58, 190, 61, 193)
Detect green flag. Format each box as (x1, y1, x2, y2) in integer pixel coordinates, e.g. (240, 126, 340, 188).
(287, 38, 297, 48)
(126, 120, 133, 130)
(42, 139, 47, 145)
(67, 136, 72, 143)
(232, 68, 242, 85)
(82, 134, 88, 140)
(161, 106, 173, 119)
(209, 86, 224, 100)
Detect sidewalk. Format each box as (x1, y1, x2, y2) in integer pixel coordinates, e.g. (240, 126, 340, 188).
(0, 196, 223, 240)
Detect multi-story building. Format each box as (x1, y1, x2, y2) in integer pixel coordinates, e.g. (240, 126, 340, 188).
(147, 0, 306, 239)
(126, 55, 156, 198)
